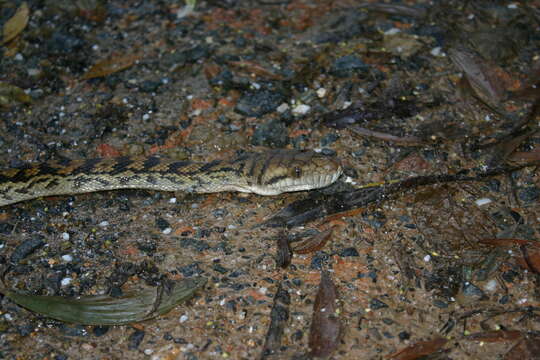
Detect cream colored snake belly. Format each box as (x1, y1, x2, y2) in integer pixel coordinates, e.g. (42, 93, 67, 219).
(0, 149, 342, 207)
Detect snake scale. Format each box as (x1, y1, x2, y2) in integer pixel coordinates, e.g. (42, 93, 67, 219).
(0, 149, 342, 207)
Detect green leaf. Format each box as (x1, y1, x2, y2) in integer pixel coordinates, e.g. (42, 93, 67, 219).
(1, 277, 206, 325)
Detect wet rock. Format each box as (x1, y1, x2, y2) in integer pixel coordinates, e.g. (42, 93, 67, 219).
(369, 298, 388, 310)
(251, 118, 288, 148)
(518, 186, 539, 203)
(235, 90, 285, 117)
(139, 80, 162, 93)
(93, 326, 109, 337)
(329, 55, 369, 78)
(177, 262, 203, 277)
(155, 217, 171, 231)
(339, 247, 359, 257)
(310, 251, 330, 270)
(10, 235, 45, 263)
(0, 222, 14, 234)
(128, 329, 145, 350)
(47, 32, 86, 55)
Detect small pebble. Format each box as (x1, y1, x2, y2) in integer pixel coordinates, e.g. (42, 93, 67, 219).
(62, 232, 70, 240)
(169, 197, 177, 204)
(292, 104, 311, 115)
(61, 277, 72, 286)
(475, 198, 492, 206)
(99, 221, 109, 227)
(162, 227, 172, 235)
(61, 254, 73, 262)
(179, 314, 189, 323)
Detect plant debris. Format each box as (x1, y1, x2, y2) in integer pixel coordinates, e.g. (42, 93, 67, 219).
(308, 271, 341, 358)
(0, 277, 206, 325)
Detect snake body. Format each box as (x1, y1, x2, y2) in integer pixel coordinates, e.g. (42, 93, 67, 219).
(0, 149, 342, 207)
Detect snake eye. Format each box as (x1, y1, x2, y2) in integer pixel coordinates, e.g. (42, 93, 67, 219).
(294, 167, 302, 178)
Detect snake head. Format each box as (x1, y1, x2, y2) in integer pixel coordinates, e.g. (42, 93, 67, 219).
(248, 150, 342, 195)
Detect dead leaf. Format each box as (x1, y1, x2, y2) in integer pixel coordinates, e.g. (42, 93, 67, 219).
(261, 283, 290, 358)
(387, 337, 447, 360)
(308, 270, 341, 358)
(465, 330, 524, 343)
(449, 46, 506, 107)
(504, 335, 540, 360)
(292, 228, 333, 254)
(0, 82, 31, 107)
(2, 2, 29, 45)
(82, 53, 140, 80)
(275, 232, 292, 269)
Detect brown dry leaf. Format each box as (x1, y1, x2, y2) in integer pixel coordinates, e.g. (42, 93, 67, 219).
(292, 228, 333, 254)
(0, 82, 31, 107)
(308, 270, 341, 358)
(387, 337, 447, 360)
(82, 53, 140, 80)
(449, 46, 505, 107)
(2, 2, 29, 45)
(504, 335, 540, 360)
(465, 330, 524, 343)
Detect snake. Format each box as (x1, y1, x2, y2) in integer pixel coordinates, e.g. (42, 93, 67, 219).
(0, 149, 342, 207)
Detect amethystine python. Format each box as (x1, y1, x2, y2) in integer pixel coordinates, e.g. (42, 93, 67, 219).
(0, 149, 342, 206)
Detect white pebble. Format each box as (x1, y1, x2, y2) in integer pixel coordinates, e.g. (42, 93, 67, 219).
(179, 314, 189, 323)
(484, 279, 498, 292)
(292, 104, 311, 115)
(144, 349, 153, 355)
(61, 254, 73, 262)
(430, 47, 444, 57)
(475, 198, 492, 206)
(169, 197, 177, 204)
(62, 232, 70, 240)
(99, 221, 109, 227)
(276, 103, 289, 113)
(423, 254, 431, 262)
(162, 227, 172, 235)
(142, 113, 150, 121)
(61, 277, 72, 286)
(316, 88, 327, 98)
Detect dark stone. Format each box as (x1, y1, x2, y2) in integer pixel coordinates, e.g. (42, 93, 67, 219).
(155, 217, 170, 231)
(47, 32, 86, 55)
(320, 148, 336, 156)
(339, 247, 359, 257)
(0, 222, 14, 234)
(461, 282, 486, 300)
(92, 326, 109, 337)
(128, 329, 145, 350)
(320, 133, 340, 146)
(59, 324, 87, 337)
(212, 264, 229, 274)
(139, 80, 162, 93)
(177, 262, 203, 277)
(310, 251, 330, 270)
(236, 90, 285, 117)
(179, 238, 210, 252)
(329, 55, 369, 78)
(518, 186, 540, 203)
(501, 270, 520, 283)
(369, 298, 388, 310)
(433, 299, 449, 308)
(10, 235, 45, 263)
(251, 118, 288, 148)
(398, 331, 410, 341)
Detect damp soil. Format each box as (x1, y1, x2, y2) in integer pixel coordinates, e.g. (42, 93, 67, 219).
(1, 0, 540, 359)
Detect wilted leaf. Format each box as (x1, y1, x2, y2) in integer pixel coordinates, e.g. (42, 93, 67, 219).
(261, 283, 290, 358)
(2, 2, 29, 45)
(504, 335, 540, 360)
(449, 46, 506, 106)
(82, 53, 140, 80)
(293, 228, 333, 254)
(275, 232, 292, 268)
(388, 337, 447, 360)
(308, 271, 341, 358)
(465, 330, 524, 343)
(0, 82, 31, 107)
(1, 277, 206, 325)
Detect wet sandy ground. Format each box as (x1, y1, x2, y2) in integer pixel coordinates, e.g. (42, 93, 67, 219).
(1, 0, 539, 359)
